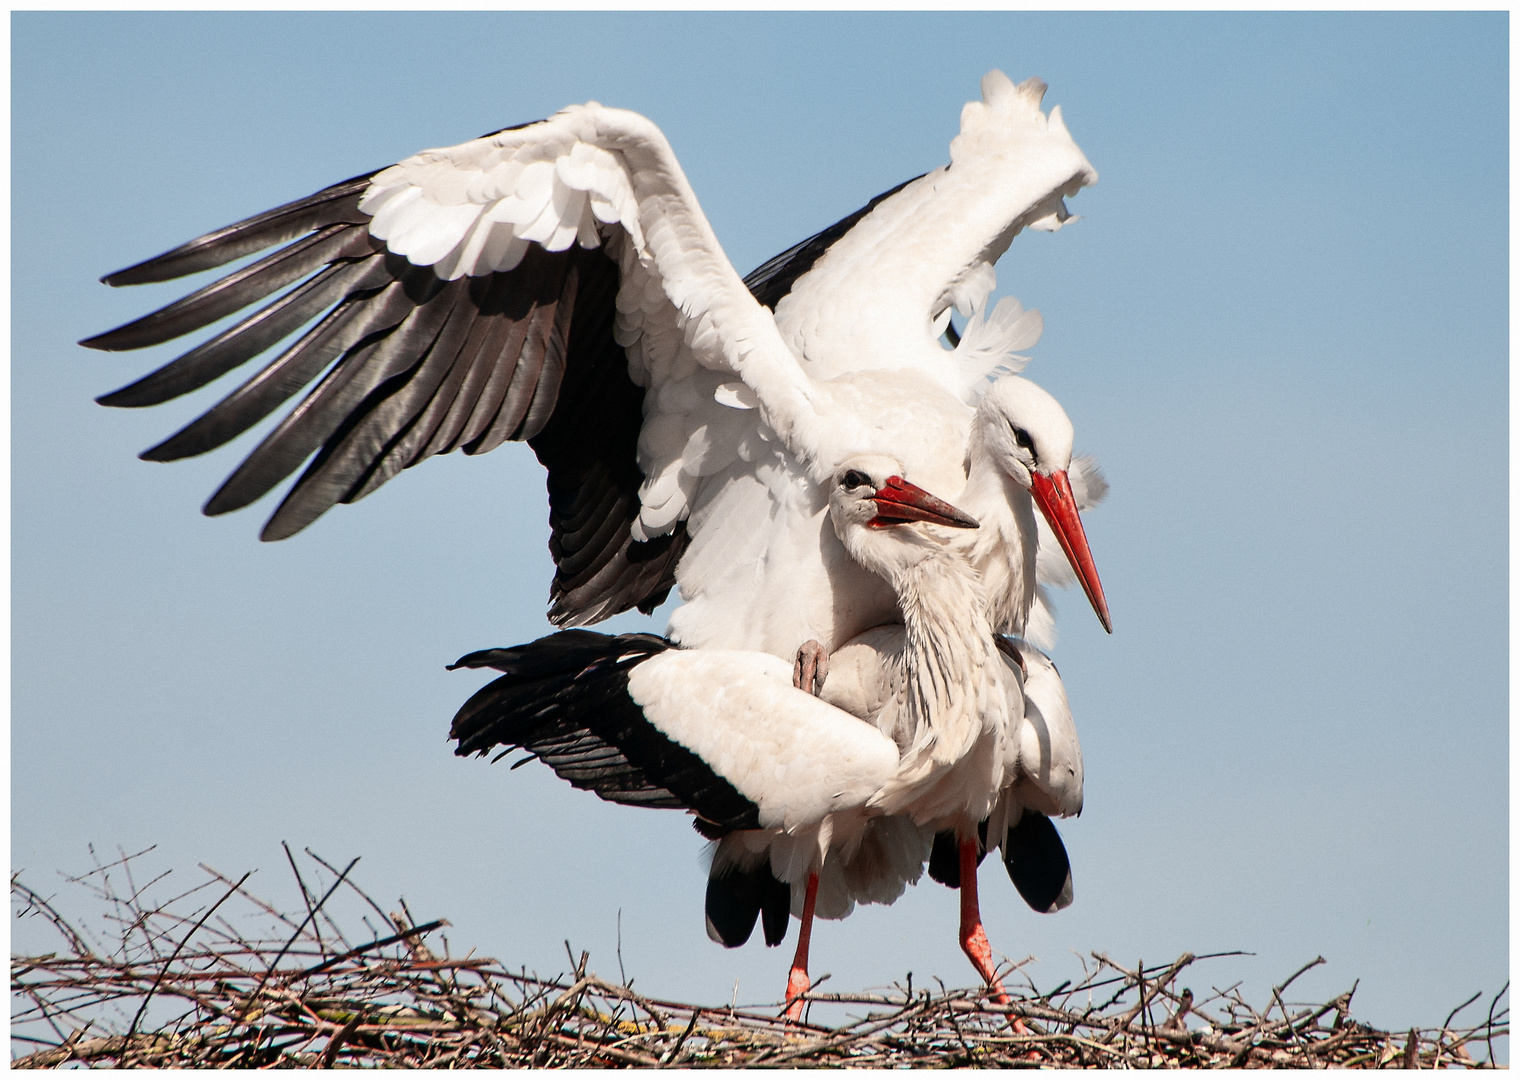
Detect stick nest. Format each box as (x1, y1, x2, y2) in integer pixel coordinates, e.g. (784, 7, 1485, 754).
(12, 846, 1508, 1068)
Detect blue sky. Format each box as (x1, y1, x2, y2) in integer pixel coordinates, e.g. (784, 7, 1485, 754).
(12, 11, 1507, 1035)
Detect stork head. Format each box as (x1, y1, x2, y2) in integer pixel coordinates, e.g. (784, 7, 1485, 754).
(827, 454, 978, 576)
(975, 377, 1111, 633)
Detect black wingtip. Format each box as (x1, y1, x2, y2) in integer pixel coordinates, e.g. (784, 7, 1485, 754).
(257, 513, 309, 543)
(101, 266, 146, 288)
(1003, 812, 1074, 914)
(760, 873, 791, 947)
(447, 647, 518, 672)
(79, 327, 128, 352)
(706, 861, 790, 949)
(928, 830, 961, 888)
(100, 251, 205, 288)
(100, 254, 182, 288)
(96, 377, 174, 409)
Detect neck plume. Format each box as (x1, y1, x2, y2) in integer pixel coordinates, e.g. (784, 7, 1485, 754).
(866, 538, 1013, 822)
(956, 435, 1038, 636)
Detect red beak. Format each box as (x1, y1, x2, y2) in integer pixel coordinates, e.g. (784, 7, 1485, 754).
(1028, 470, 1112, 633)
(870, 476, 980, 530)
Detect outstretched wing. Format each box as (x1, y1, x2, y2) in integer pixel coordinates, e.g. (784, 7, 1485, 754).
(83, 105, 802, 626)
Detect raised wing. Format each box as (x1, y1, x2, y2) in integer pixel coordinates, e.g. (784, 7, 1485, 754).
(83, 105, 805, 626)
(769, 72, 1096, 389)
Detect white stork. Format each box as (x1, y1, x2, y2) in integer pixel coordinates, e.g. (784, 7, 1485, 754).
(449, 460, 1091, 1018)
(818, 628, 1086, 1008)
(81, 70, 1103, 663)
(778, 385, 1104, 1011)
(449, 456, 988, 1018)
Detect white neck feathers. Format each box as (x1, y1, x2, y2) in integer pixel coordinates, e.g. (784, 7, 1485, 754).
(957, 438, 1039, 636)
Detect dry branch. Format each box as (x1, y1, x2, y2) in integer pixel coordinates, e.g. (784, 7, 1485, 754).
(11, 851, 1509, 1069)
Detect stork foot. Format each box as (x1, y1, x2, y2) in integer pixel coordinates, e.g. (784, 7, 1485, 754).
(960, 926, 1026, 1031)
(782, 965, 810, 1023)
(793, 640, 829, 697)
(959, 921, 1011, 1005)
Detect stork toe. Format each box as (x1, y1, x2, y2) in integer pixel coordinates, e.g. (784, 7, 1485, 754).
(792, 639, 829, 696)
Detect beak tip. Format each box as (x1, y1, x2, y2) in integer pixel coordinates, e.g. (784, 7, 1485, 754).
(1094, 602, 1112, 634)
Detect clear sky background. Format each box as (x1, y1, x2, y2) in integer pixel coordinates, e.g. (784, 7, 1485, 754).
(12, 11, 1508, 1034)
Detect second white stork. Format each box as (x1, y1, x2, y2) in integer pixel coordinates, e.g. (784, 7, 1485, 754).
(449, 458, 985, 1017)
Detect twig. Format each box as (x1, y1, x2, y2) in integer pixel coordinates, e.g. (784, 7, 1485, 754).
(124, 871, 252, 1045)
(296, 919, 447, 979)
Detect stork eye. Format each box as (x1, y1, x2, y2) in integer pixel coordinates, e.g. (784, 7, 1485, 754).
(1011, 425, 1036, 456)
(841, 470, 872, 490)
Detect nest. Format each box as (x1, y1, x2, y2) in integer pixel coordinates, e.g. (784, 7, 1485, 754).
(11, 847, 1508, 1068)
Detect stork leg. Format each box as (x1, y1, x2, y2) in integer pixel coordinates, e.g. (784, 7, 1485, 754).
(793, 640, 829, 697)
(958, 839, 1010, 1005)
(782, 873, 819, 1022)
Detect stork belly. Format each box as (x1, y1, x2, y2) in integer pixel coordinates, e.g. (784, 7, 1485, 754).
(870, 728, 1006, 827)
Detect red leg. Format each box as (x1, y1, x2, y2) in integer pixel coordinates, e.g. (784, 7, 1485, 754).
(958, 838, 1010, 1005)
(782, 873, 819, 1022)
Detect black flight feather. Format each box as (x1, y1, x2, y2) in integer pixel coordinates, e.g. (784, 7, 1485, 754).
(705, 861, 792, 949)
(96, 255, 388, 408)
(83, 224, 375, 352)
(85, 152, 928, 630)
(203, 272, 455, 517)
(98, 172, 378, 287)
(448, 631, 762, 836)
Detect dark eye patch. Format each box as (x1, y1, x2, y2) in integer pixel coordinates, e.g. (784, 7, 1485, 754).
(842, 469, 871, 489)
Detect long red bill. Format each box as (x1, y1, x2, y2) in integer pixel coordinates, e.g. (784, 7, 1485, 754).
(871, 476, 980, 530)
(1028, 470, 1112, 633)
